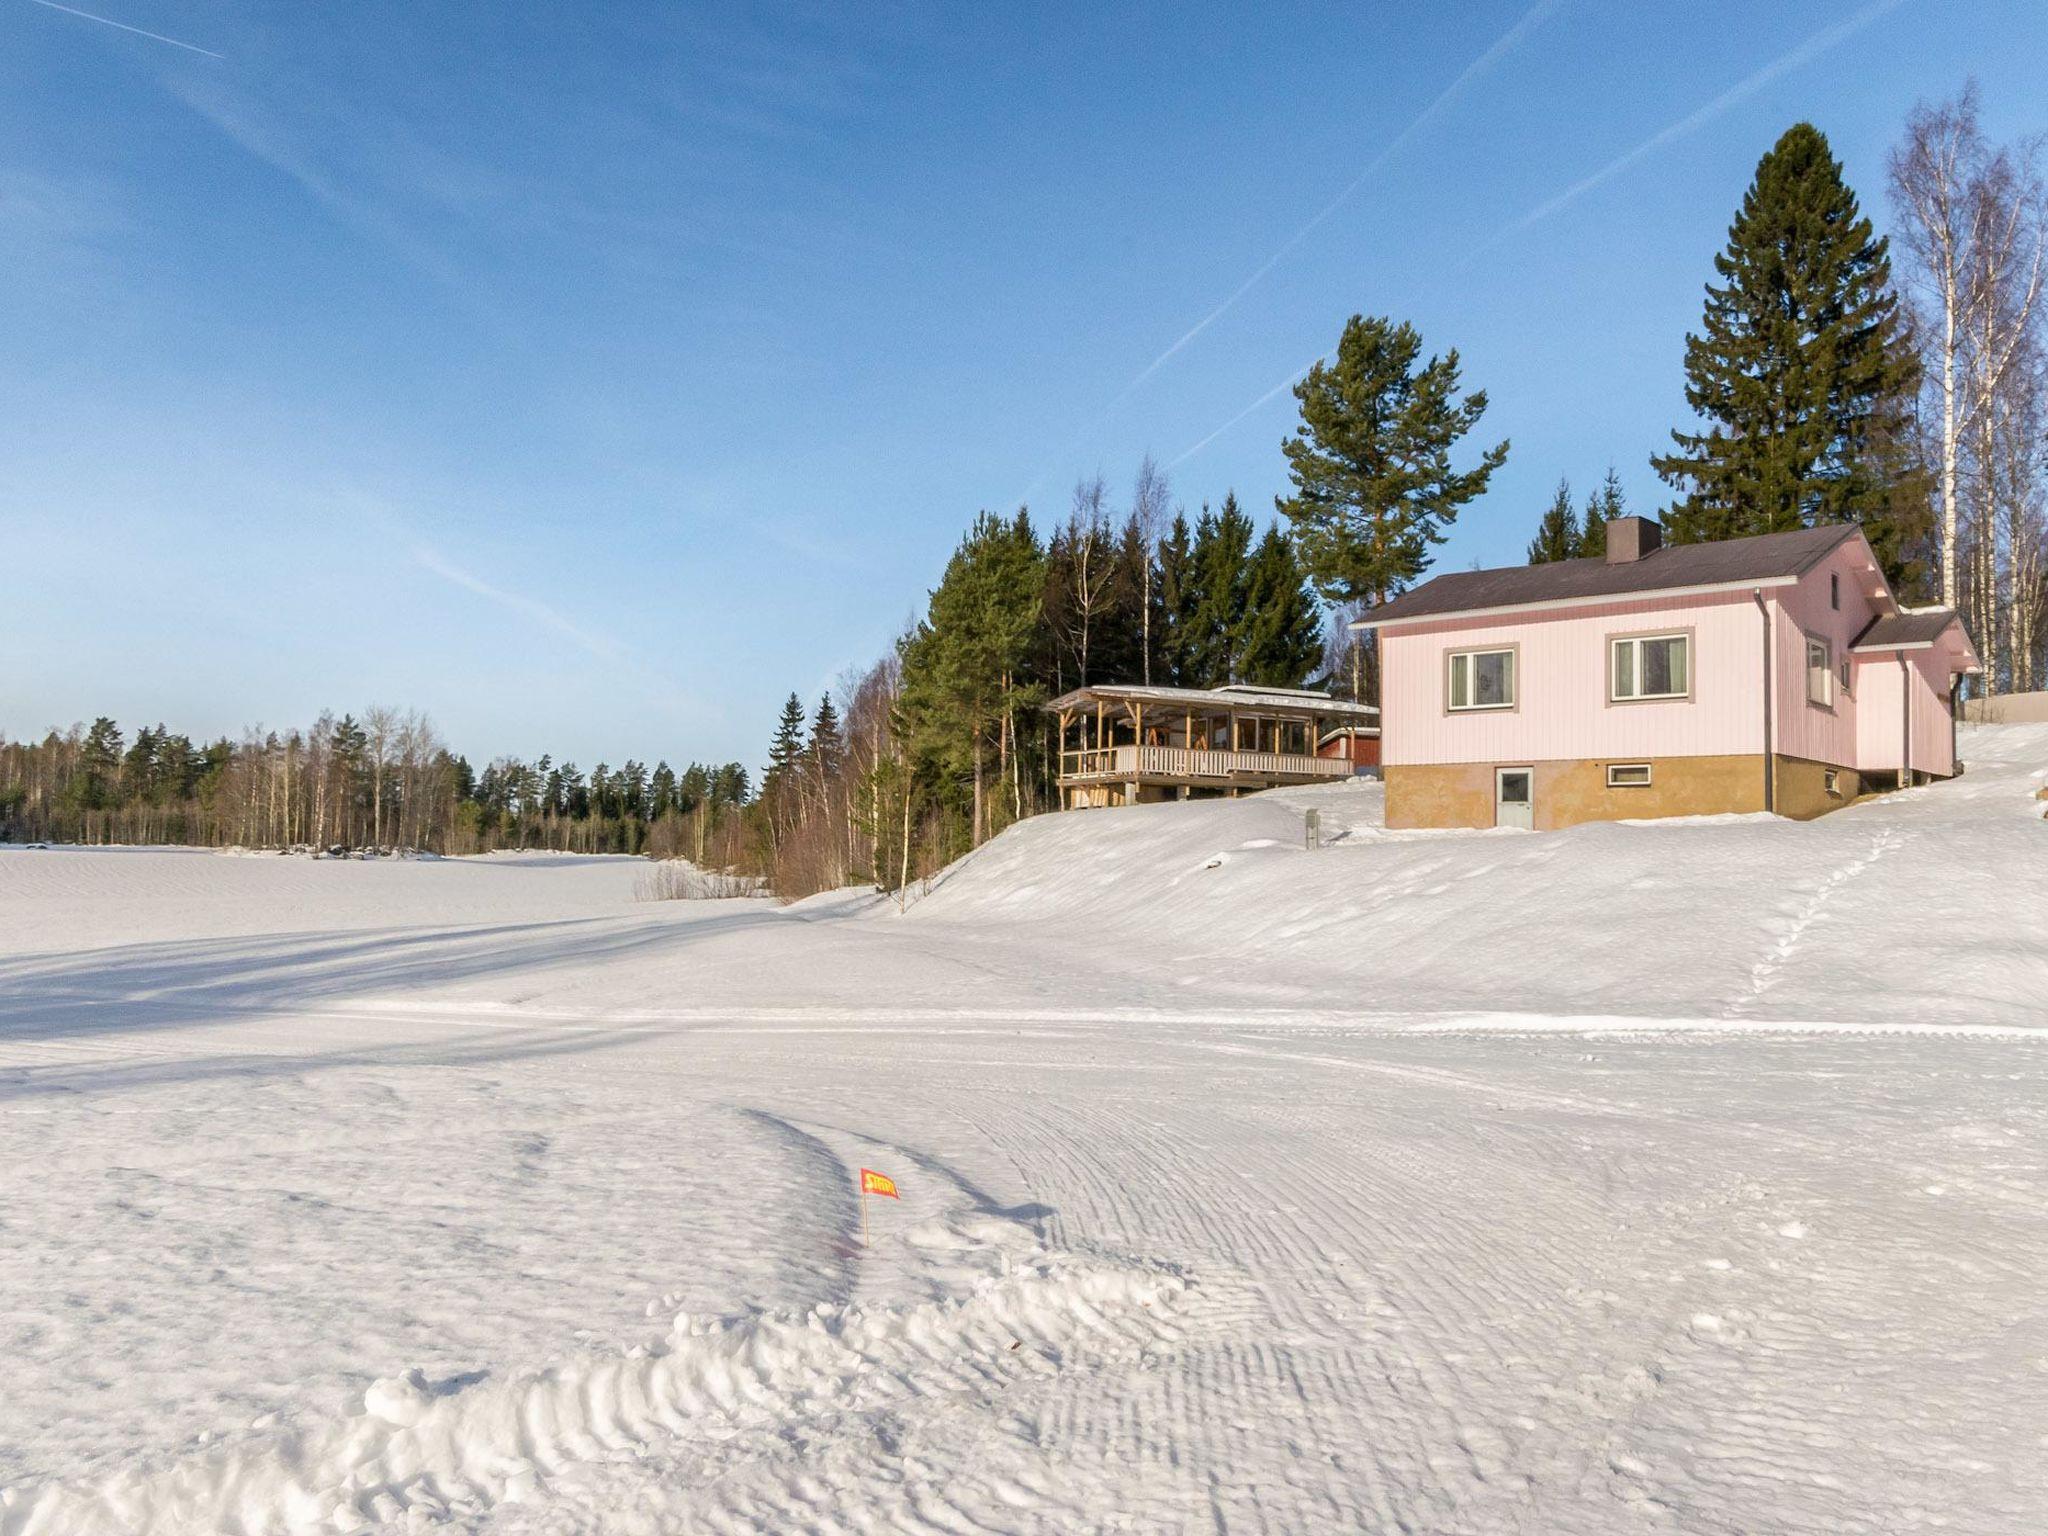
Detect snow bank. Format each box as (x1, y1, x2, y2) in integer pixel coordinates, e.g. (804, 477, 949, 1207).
(1, 1215, 1185, 1536)
(907, 723, 2048, 1030)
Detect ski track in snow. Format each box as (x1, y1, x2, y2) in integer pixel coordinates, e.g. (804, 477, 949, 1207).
(1, 724, 2045, 1533)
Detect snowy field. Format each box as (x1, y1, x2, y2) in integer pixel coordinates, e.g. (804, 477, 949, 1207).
(3, 725, 2046, 1535)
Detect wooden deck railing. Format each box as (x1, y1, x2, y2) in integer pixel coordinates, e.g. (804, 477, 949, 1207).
(1059, 744, 1353, 783)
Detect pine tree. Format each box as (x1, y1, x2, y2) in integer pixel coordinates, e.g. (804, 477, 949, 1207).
(1237, 525, 1324, 687)
(1527, 478, 1582, 563)
(1277, 314, 1508, 610)
(1653, 123, 1921, 546)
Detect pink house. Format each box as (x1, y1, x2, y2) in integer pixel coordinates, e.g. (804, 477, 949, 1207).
(1353, 517, 1982, 830)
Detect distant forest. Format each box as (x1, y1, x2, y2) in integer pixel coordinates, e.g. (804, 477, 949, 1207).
(0, 710, 752, 861)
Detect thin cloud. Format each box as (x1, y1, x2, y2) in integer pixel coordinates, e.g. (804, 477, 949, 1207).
(23, 0, 223, 59)
(1486, 0, 1911, 246)
(409, 543, 709, 714)
(411, 545, 627, 664)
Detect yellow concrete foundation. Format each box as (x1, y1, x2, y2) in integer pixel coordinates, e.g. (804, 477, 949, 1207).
(1385, 754, 1861, 830)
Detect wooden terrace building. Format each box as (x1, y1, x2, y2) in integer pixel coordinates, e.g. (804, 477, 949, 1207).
(1049, 683, 1380, 809)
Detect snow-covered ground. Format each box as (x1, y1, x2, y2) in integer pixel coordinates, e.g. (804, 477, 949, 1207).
(3, 726, 2045, 1534)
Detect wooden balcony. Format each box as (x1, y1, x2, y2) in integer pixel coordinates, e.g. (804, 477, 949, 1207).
(1049, 681, 1379, 810)
(1060, 744, 1354, 787)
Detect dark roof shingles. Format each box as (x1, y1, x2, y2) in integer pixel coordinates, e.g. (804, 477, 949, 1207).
(1357, 524, 1859, 626)
(1852, 609, 1959, 649)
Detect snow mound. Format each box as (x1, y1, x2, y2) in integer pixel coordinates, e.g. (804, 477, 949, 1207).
(905, 724, 2048, 1030)
(0, 1216, 1187, 1536)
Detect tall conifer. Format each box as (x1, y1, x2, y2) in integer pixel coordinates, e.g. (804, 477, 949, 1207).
(1277, 314, 1507, 610)
(1653, 123, 1920, 548)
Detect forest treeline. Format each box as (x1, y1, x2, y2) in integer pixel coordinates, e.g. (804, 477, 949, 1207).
(0, 709, 753, 860)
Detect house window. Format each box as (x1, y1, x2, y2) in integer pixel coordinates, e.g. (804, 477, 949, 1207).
(1447, 647, 1515, 711)
(1806, 635, 1834, 706)
(1610, 633, 1690, 701)
(1607, 763, 1652, 788)
(1824, 768, 1842, 796)
(1838, 658, 1851, 696)
(1830, 572, 1840, 610)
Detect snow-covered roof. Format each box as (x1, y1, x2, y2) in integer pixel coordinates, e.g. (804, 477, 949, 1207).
(1046, 683, 1379, 721)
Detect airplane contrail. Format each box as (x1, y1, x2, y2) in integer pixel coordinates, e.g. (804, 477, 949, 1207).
(1112, 0, 1565, 410)
(1166, 355, 1322, 470)
(1486, 0, 1911, 246)
(23, 0, 224, 59)
(1175, 0, 1917, 470)
(1008, 0, 1565, 508)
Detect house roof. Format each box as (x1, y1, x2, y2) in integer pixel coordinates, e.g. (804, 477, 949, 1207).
(1351, 524, 1863, 629)
(1851, 607, 1963, 650)
(1046, 682, 1379, 721)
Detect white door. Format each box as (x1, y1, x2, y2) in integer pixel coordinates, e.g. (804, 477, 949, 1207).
(1494, 767, 1534, 830)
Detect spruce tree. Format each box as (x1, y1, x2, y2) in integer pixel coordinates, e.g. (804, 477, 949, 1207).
(1154, 512, 1196, 686)
(763, 692, 807, 822)
(1527, 478, 1581, 563)
(1653, 123, 1920, 546)
(1187, 494, 1254, 685)
(1277, 314, 1508, 609)
(1580, 470, 1623, 559)
(1237, 525, 1324, 687)
(810, 696, 843, 784)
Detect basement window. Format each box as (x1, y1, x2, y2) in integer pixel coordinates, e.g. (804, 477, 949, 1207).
(1447, 647, 1516, 711)
(1824, 768, 1842, 797)
(1607, 763, 1653, 788)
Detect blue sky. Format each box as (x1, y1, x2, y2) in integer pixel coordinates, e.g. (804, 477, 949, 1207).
(5, 0, 2044, 768)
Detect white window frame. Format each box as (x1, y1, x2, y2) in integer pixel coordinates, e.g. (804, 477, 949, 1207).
(1606, 763, 1653, 788)
(1446, 646, 1517, 713)
(1806, 634, 1834, 708)
(1609, 631, 1691, 702)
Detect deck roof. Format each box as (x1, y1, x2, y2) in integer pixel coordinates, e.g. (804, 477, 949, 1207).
(1047, 683, 1379, 722)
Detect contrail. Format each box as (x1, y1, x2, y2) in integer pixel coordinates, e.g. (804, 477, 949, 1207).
(1009, 0, 1564, 507)
(1167, 354, 1322, 470)
(1487, 0, 1910, 245)
(1113, 0, 1564, 408)
(411, 545, 626, 665)
(1175, 0, 1917, 470)
(24, 0, 224, 58)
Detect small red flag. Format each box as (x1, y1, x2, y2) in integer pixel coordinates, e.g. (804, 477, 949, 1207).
(859, 1168, 899, 1199)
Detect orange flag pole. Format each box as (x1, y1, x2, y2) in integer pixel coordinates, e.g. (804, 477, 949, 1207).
(857, 1168, 898, 1249)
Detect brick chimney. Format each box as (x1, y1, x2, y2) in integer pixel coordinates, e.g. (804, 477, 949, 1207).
(1606, 516, 1662, 564)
